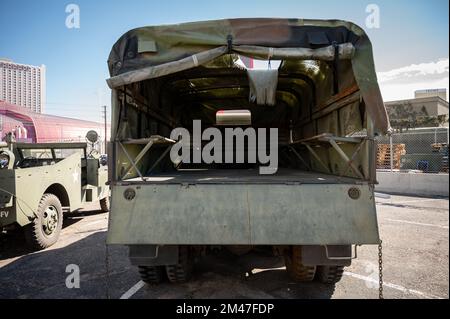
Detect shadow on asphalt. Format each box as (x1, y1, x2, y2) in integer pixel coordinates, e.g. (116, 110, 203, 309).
(377, 201, 448, 211)
(69, 209, 105, 218)
(0, 205, 110, 260)
(0, 231, 134, 299)
(1, 233, 336, 299)
(0, 214, 86, 260)
(0, 230, 35, 259)
(187, 250, 337, 299)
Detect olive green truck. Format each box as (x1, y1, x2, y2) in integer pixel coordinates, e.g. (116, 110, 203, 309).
(0, 136, 109, 249)
(106, 18, 390, 285)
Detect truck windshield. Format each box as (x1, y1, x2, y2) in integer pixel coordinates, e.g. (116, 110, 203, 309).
(21, 149, 52, 159)
(19, 148, 85, 160)
(53, 148, 85, 159)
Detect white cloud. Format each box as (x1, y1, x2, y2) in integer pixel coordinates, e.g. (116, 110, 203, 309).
(379, 77, 449, 102)
(377, 58, 449, 102)
(377, 58, 449, 83)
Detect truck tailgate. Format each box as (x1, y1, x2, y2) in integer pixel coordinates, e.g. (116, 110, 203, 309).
(107, 183, 379, 245)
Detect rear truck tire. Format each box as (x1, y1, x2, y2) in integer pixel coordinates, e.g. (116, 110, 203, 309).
(24, 193, 63, 250)
(165, 246, 193, 283)
(284, 246, 316, 282)
(315, 265, 345, 284)
(100, 197, 110, 212)
(138, 266, 165, 284)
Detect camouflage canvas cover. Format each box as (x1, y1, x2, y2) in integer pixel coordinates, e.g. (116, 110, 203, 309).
(106, 18, 390, 134)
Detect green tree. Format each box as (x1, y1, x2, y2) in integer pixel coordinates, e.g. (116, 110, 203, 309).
(387, 102, 448, 132)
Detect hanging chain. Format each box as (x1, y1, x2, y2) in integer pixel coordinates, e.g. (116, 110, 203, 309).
(378, 240, 384, 299)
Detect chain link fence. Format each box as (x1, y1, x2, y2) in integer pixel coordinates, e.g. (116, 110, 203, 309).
(376, 127, 449, 173)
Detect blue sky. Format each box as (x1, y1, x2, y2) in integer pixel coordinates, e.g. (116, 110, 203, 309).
(0, 0, 448, 122)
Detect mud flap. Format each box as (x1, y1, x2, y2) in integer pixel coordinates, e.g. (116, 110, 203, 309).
(301, 245, 352, 266)
(129, 245, 179, 266)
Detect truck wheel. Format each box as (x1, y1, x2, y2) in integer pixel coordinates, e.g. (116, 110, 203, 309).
(24, 194, 63, 250)
(316, 266, 345, 284)
(138, 266, 165, 284)
(100, 197, 110, 212)
(284, 246, 316, 282)
(165, 246, 193, 283)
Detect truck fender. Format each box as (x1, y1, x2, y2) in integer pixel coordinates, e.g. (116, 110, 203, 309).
(44, 183, 70, 212)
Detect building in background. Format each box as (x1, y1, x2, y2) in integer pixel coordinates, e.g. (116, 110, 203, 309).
(385, 89, 449, 131)
(415, 88, 447, 101)
(0, 100, 110, 152)
(0, 58, 46, 113)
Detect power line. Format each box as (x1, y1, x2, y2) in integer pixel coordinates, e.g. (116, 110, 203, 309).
(46, 102, 102, 107)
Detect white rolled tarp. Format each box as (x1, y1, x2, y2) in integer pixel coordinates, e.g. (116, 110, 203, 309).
(233, 43, 355, 61)
(107, 46, 229, 88)
(106, 43, 355, 89)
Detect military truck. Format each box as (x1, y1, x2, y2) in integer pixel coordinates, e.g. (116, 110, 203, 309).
(106, 18, 390, 285)
(0, 132, 109, 249)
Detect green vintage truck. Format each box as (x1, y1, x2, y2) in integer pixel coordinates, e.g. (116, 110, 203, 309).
(0, 132, 109, 249)
(106, 18, 390, 285)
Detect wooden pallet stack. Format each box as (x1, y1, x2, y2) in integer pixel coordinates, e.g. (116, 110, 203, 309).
(377, 144, 406, 169)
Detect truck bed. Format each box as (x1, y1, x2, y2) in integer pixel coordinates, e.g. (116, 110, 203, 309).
(126, 168, 360, 184)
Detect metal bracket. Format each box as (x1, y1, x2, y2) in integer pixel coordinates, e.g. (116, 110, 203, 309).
(290, 133, 367, 180)
(119, 142, 145, 181)
(323, 244, 358, 260)
(304, 144, 331, 173)
(289, 146, 311, 171)
(332, 41, 340, 95)
(148, 245, 159, 259)
(328, 138, 366, 180)
(118, 136, 175, 181)
(340, 138, 367, 178)
(146, 146, 172, 175)
(227, 34, 233, 53)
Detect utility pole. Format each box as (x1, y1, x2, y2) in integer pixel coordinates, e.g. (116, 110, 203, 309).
(101, 105, 107, 154)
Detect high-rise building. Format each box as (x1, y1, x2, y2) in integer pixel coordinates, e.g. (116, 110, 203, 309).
(0, 58, 46, 113)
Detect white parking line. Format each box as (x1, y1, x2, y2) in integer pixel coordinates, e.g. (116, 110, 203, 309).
(120, 280, 146, 299)
(251, 266, 286, 274)
(374, 192, 391, 199)
(344, 271, 444, 299)
(393, 198, 447, 205)
(386, 218, 449, 229)
(121, 271, 446, 299)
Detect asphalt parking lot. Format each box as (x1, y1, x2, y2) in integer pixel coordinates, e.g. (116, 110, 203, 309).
(0, 194, 448, 299)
